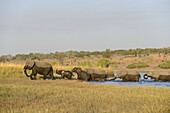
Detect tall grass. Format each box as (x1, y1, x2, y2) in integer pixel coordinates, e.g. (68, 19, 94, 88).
(0, 79, 170, 113)
(0, 63, 24, 78)
(0, 63, 170, 113)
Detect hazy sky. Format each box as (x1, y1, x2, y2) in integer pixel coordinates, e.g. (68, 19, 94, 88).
(0, 0, 170, 55)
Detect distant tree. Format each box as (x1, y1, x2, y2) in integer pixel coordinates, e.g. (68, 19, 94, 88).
(97, 59, 110, 68)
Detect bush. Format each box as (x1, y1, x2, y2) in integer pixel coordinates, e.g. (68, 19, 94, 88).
(97, 59, 110, 68)
(127, 62, 149, 69)
(158, 60, 170, 69)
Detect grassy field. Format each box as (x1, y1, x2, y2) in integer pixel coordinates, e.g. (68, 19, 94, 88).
(0, 63, 170, 113)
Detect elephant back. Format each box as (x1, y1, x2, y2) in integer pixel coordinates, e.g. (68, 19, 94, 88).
(126, 71, 139, 75)
(116, 71, 127, 77)
(84, 68, 94, 74)
(84, 68, 107, 74)
(147, 71, 159, 78)
(94, 69, 107, 74)
(35, 61, 52, 68)
(157, 71, 170, 75)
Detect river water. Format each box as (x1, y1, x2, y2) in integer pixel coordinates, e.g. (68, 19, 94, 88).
(92, 72, 170, 88)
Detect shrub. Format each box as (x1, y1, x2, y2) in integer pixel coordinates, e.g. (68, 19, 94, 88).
(127, 62, 149, 69)
(97, 59, 110, 68)
(158, 60, 170, 69)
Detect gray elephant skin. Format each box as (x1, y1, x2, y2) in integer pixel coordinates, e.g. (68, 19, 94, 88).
(116, 71, 140, 82)
(157, 75, 170, 81)
(24, 60, 54, 80)
(84, 68, 116, 81)
(72, 67, 91, 81)
(118, 74, 140, 82)
(144, 72, 170, 81)
(56, 69, 73, 79)
(91, 73, 116, 81)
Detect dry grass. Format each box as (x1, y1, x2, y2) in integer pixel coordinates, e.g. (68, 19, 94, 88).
(0, 78, 170, 113)
(0, 63, 170, 113)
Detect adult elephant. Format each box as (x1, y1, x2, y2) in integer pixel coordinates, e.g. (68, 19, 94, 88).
(72, 67, 91, 81)
(90, 73, 116, 81)
(144, 71, 170, 81)
(117, 74, 140, 82)
(116, 71, 140, 82)
(23, 60, 54, 80)
(56, 69, 73, 79)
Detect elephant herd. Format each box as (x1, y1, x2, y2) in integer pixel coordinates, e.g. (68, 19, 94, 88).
(23, 61, 170, 82)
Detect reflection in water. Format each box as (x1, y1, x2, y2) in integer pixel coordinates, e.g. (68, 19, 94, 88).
(92, 72, 170, 88)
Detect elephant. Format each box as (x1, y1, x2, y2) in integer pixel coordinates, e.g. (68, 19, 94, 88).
(90, 73, 116, 81)
(84, 68, 115, 81)
(72, 67, 91, 81)
(84, 68, 107, 74)
(157, 75, 170, 81)
(144, 71, 170, 81)
(117, 74, 140, 82)
(116, 71, 140, 82)
(23, 60, 54, 80)
(56, 69, 73, 79)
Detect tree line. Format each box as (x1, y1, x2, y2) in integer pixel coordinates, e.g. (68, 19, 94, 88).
(0, 47, 170, 62)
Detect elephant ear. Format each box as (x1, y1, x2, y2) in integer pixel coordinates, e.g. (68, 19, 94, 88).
(28, 61, 35, 70)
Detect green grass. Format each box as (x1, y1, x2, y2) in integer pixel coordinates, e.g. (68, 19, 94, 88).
(127, 62, 149, 69)
(158, 60, 170, 69)
(0, 63, 170, 113)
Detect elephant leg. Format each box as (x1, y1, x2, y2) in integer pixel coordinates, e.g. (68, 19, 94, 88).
(69, 75, 72, 79)
(50, 71, 55, 80)
(30, 74, 37, 80)
(85, 77, 89, 81)
(30, 70, 37, 80)
(47, 70, 55, 80)
(50, 74, 55, 80)
(61, 74, 64, 79)
(43, 75, 47, 80)
(68, 74, 72, 79)
(91, 76, 95, 81)
(33, 75, 37, 80)
(30, 74, 34, 80)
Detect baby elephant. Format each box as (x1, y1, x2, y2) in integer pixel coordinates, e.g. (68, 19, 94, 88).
(56, 70, 73, 79)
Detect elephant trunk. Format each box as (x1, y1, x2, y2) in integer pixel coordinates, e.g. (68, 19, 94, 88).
(24, 69, 30, 77)
(143, 74, 148, 79)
